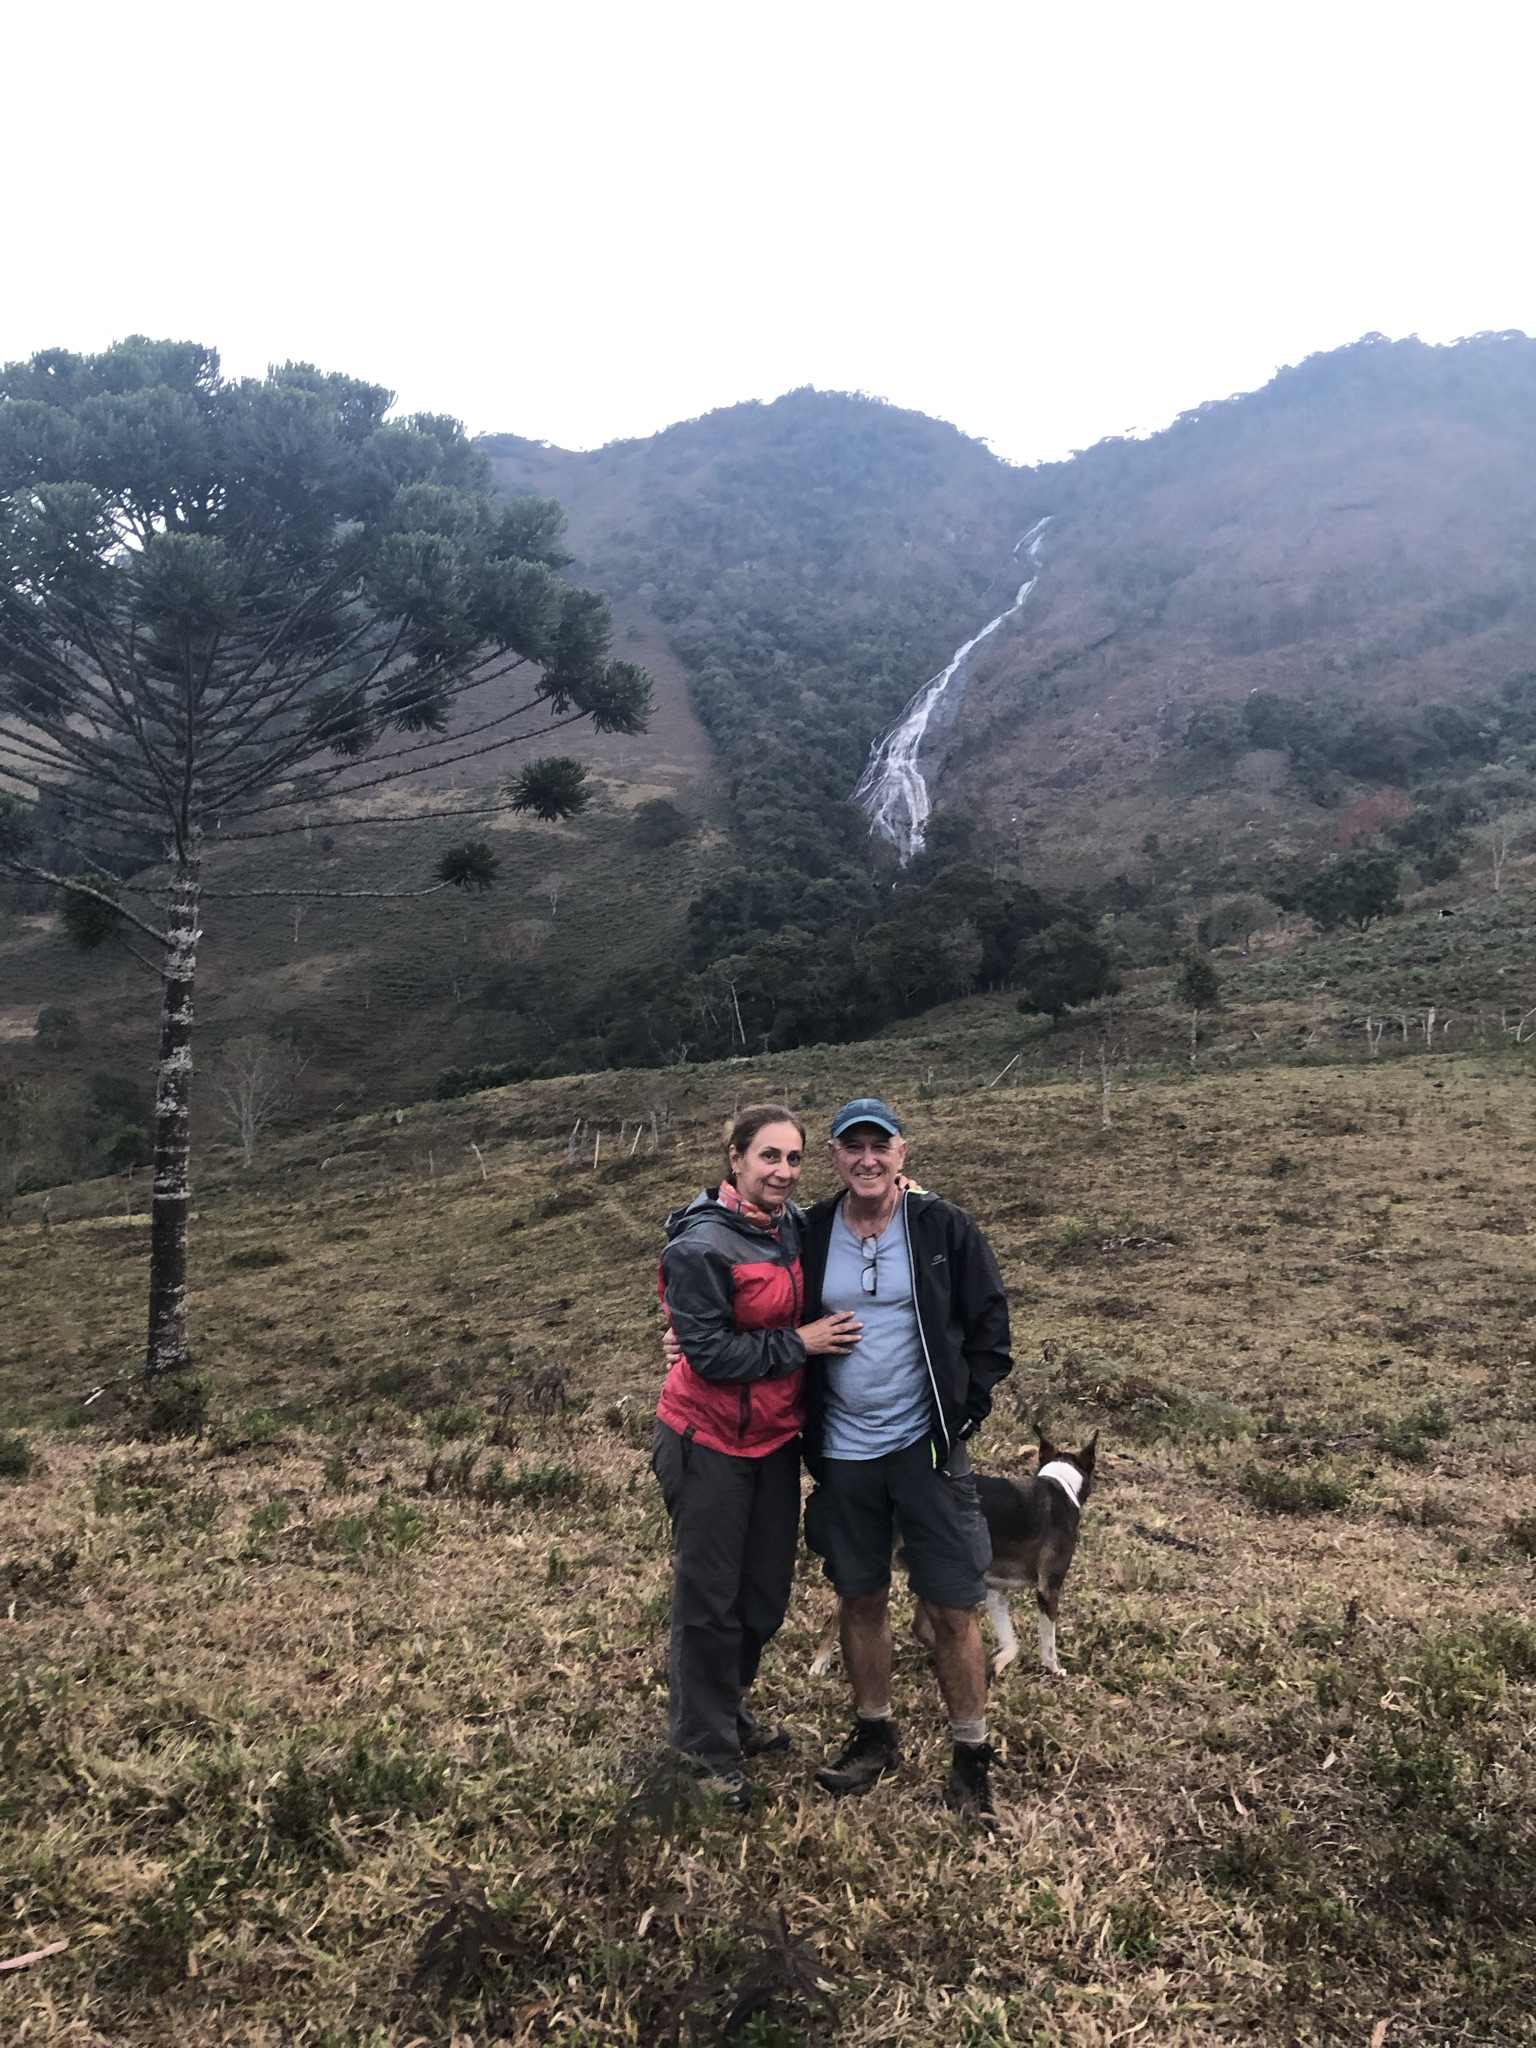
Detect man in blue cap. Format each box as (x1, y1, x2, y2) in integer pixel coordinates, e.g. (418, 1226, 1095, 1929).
(798, 1097, 1012, 1823)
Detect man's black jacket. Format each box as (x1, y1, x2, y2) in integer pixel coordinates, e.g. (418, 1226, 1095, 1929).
(798, 1188, 1012, 1474)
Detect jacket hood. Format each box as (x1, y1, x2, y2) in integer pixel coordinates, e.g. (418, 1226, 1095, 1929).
(663, 1185, 802, 1243)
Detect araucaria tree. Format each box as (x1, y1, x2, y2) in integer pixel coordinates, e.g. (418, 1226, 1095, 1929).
(0, 339, 649, 1377)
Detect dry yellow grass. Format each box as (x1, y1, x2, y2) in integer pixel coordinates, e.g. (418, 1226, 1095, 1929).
(3, 1050, 1535, 2044)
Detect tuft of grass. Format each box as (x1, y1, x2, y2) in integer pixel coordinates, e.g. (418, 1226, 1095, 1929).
(1391, 1492, 1462, 1529)
(266, 1735, 448, 1868)
(1124, 1389, 1255, 1445)
(1504, 1509, 1536, 1558)
(246, 1497, 292, 1545)
(313, 1499, 428, 1558)
(92, 1456, 177, 1516)
(1239, 1463, 1353, 1515)
(425, 1402, 482, 1444)
(1377, 1396, 1453, 1464)
(225, 1243, 291, 1270)
(510, 1459, 586, 1503)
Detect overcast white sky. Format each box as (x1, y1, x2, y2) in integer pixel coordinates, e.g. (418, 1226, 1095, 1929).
(8, 0, 1533, 464)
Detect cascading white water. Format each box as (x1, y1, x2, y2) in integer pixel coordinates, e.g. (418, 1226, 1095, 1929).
(855, 516, 1051, 862)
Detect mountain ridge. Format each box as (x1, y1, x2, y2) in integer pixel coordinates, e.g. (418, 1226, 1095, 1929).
(7, 335, 1536, 1196)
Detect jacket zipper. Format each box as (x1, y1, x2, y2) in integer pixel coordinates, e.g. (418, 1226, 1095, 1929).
(900, 1192, 951, 1458)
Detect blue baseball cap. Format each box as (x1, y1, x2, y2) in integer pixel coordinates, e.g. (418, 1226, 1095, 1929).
(830, 1097, 905, 1140)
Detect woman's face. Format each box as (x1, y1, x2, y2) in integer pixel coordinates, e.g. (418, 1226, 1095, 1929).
(729, 1120, 805, 1214)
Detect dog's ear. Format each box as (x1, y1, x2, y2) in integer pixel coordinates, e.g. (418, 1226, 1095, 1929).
(1034, 1421, 1057, 1467)
(1076, 1431, 1099, 1473)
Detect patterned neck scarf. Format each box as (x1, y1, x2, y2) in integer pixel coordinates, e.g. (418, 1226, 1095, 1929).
(719, 1178, 781, 1232)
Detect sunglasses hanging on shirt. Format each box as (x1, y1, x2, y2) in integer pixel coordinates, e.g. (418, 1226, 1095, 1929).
(861, 1237, 878, 1296)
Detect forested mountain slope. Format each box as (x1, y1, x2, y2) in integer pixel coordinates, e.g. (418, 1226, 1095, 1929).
(944, 333, 1536, 890)
(479, 336, 1536, 1052)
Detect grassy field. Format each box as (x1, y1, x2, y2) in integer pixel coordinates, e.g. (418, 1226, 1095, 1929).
(3, 1027, 1536, 2044)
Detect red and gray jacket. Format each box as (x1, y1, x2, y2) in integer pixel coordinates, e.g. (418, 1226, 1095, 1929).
(656, 1183, 807, 1457)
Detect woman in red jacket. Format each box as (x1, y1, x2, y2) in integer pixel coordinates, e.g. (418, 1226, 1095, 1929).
(654, 1103, 859, 1807)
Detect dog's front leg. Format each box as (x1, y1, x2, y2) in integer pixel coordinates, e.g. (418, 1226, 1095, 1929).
(985, 1588, 1019, 1679)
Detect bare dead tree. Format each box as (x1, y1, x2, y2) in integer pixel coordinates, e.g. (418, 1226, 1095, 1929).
(1097, 1034, 1119, 1128)
(1490, 822, 1513, 895)
(210, 1035, 309, 1167)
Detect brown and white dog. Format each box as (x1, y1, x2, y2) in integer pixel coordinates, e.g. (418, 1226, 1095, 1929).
(810, 1433, 1099, 1681)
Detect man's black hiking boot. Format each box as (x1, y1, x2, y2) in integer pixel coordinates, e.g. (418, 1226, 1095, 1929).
(944, 1739, 997, 1826)
(815, 1716, 901, 1796)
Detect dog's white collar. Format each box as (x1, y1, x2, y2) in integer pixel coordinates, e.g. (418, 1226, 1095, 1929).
(1038, 1460, 1084, 1508)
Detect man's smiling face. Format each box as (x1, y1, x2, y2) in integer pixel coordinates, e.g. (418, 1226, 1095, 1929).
(831, 1123, 908, 1205)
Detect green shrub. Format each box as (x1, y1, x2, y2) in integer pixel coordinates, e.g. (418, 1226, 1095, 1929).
(1407, 1397, 1453, 1439)
(1503, 1510, 1536, 1558)
(1376, 1418, 1431, 1464)
(1476, 1613, 1536, 1679)
(1176, 953, 1221, 1009)
(0, 1433, 34, 1480)
(134, 1374, 209, 1441)
(1124, 1390, 1254, 1445)
(1239, 1464, 1352, 1515)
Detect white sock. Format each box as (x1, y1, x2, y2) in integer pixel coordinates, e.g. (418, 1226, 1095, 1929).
(857, 1705, 893, 1723)
(950, 1717, 988, 1747)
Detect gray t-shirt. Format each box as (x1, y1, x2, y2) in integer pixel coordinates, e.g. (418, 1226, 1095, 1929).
(820, 1201, 932, 1461)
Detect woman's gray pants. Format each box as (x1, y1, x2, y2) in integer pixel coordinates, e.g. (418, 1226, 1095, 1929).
(652, 1421, 801, 1767)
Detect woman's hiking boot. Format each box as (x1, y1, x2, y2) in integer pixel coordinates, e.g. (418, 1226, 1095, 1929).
(740, 1724, 792, 1758)
(738, 1710, 792, 1758)
(944, 1739, 997, 1826)
(695, 1765, 752, 1813)
(815, 1716, 901, 1796)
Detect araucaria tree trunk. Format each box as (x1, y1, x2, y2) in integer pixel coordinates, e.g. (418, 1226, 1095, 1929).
(147, 858, 200, 1377)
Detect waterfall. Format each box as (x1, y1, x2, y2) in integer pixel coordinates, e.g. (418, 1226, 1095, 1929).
(855, 517, 1051, 862)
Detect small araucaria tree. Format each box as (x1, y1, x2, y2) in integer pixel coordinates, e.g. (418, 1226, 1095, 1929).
(0, 338, 650, 1376)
